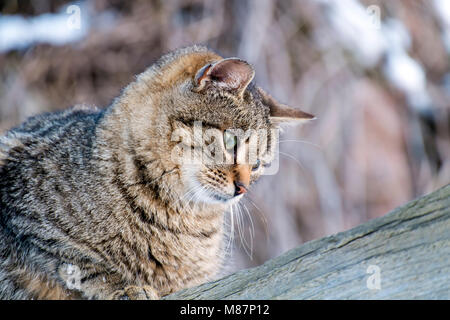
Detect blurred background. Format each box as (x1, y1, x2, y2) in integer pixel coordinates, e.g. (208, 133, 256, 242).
(0, 0, 449, 274)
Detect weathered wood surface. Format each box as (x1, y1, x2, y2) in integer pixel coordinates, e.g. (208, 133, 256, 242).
(166, 184, 450, 299)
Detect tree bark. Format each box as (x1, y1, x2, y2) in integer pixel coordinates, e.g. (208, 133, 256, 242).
(165, 184, 450, 299)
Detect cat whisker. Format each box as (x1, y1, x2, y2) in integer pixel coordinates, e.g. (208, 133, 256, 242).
(176, 185, 204, 212)
(236, 202, 254, 260)
(232, 203, 246, 258)
(176, 187, 195, 206)
(235, 204, 245, 250)
(244, 196, 269, 240)
(279, 151, 306, 173)
(188, 186, 205, 210)
(278, 139, 322, 150)
(224, 204, 235, 257)
(241, 202, 255, 243)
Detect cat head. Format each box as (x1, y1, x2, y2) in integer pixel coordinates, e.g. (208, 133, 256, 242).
(120, 46, 314, 206)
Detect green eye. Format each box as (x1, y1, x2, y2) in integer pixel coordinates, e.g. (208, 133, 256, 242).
(223, 131, 237, 150)
(252, 159, 261, 171)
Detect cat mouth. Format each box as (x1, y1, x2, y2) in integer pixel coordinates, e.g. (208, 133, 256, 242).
(212, 194, 232, 202)
(211, 193, 243, 204)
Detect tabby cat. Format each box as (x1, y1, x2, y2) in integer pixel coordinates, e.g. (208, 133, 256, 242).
(0, 45, 314, 299)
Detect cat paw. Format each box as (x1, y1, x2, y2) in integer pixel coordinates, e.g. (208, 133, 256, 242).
(111, 286, 159, 300)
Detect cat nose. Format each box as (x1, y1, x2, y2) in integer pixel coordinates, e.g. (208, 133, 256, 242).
(234, 181, 248, 196)
(232, 165, 250, 196)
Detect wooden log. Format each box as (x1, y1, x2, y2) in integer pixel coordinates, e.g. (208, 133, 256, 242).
(166, 184, 450, 299)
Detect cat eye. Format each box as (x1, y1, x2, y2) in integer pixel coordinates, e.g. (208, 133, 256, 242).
(252, 159, 261, 171)
(223, 131, 237, 150)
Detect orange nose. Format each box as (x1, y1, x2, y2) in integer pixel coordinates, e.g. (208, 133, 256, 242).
(232, 165, 250, 196)
(234, 182, 248, 196)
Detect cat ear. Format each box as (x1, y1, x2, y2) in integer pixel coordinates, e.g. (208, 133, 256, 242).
(257, 87, 315, 126)
(194, 58, 255, 97)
